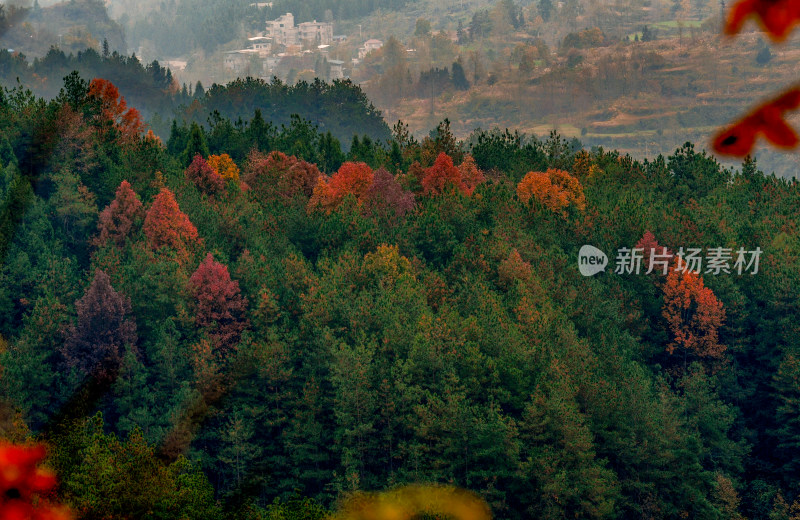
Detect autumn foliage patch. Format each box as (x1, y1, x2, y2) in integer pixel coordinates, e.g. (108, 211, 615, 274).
(87, 79, 145, 143)
(517, 168, 586, 215)
(185, 155, 224, 195)
(662, 262, 726, 361)
(95, 180, 144, 247)
(143, 188, 200, 256)
(207, 153, 240, 182)
(5, 73, 798, 519)
(0, 442, 72, 520)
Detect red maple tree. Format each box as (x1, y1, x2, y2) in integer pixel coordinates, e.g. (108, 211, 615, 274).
(189, 253, 249, 353)
(143, 188, 200, 256)
(327, 161, 374, 201)
(421, 153, 467, 195)
(95, 180, 144, 247)
(185, 155, 224, 195)
(309, 161, 374, 212)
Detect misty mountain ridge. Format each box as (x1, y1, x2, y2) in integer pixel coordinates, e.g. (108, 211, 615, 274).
(1, 0, 125, 57)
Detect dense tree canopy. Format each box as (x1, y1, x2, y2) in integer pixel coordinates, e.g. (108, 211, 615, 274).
(0, 59, 390, 150)
(1, 73, 800, 520)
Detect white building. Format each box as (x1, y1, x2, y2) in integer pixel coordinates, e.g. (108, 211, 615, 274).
(248, 36, 273, 55)
(265, 13, 296, 45)
(224, 36, 274, 74)
(299, 20, 333, 45)
(327, 59, 345, 79)
(358, 39, 383, 59)
(224, 49, 261, 74)
(265, 13, 333, 46)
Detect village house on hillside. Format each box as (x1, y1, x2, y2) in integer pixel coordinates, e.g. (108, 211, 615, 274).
(265, 13, 333, 46)
(222, 11, 362, 81)
(223, 49, 261, 75)
(327, 59, 345, 79)
(358, 39, 383, 60)
(223, 35, 273, 75)
(248, 36, 272, 54)
(299, 20, 334, 45)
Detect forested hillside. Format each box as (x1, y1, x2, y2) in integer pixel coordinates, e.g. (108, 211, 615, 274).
(0, 0, 125, 57)
(1, 73, 800, 519)
(176, 77, 391, 151)
(126, 0, 263, 57)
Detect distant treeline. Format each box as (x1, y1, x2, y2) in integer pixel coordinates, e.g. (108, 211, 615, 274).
(0, 47, 176, 117)
(0, 48, 391, 149)
(0, 0, 126, 57)
(178, 77, 391, 151)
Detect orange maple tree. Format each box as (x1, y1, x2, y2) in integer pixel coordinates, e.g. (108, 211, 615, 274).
(207, 153, 240, 182)
(517, 168, 586, 216)
(143, 188, 200, 257)
(309, 161, 374, 212)
(87, 78, 145, 143)
(662, 261, 726, 363)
